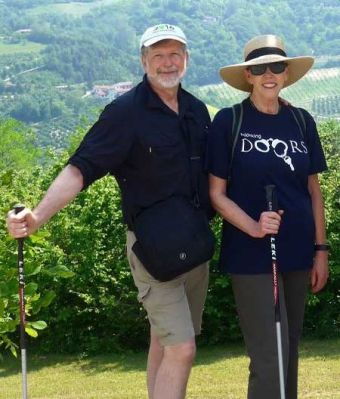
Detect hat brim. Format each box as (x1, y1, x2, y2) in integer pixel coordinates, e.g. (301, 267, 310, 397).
(142, 35, 187, 48)
(219, 55, 314, 92)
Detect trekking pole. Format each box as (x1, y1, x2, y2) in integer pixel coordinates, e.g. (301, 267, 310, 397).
(264, 185, 286, 399)
(14, 204, 28, 399)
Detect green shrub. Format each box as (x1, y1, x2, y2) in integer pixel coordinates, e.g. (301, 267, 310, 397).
(303, 120, 340, 338)
(1, 119, 339, 356)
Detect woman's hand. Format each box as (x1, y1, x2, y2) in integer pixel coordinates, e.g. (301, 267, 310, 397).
(311, 251, 329, 293)
(307, 174, 329, 293)
(253, 210, 284, 238)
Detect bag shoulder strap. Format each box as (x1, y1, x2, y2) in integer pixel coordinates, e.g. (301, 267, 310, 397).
(228, 102, 244, 182)
(181, 111, 203, 207)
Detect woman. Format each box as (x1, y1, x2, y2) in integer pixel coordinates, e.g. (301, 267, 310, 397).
(207, 35, 329, 399)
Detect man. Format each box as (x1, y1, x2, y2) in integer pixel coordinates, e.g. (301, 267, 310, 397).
(7, 24, 212, 399)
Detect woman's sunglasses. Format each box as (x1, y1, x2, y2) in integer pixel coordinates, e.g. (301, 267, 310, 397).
(247, 62, 288, 75)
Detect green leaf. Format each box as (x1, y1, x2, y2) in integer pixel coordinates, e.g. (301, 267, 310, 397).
(0, 299, 5, 317)
(47, 265, 75, 278)
(0, 283, 8, 298)
(25, 282, 38, 296)
(25, 327, 38, 338)
(4, 279, 18, 296)
(10, 345, 17, 358)
(28, 231, 50, 244)
(40, 291, 56, 308)
(25, 263, 42, 276)
(0, 320, 17, 333)
(30, 320, 47, 330)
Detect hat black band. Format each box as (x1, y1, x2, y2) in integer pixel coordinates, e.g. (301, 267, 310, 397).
(245, 47, 287, 62)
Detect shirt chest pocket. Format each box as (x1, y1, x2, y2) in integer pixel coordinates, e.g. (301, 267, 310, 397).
(141, 133, 186, 162)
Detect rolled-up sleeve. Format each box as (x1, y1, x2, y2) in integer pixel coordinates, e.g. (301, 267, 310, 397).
(68, 101, 134, 189)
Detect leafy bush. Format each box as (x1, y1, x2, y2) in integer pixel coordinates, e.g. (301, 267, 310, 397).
(0, 166, 74, 358)
(1, 119, 339, 356)
(303, 120, 340, 337)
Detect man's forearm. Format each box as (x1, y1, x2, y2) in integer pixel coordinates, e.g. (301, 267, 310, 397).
(33, 164, 84, 228)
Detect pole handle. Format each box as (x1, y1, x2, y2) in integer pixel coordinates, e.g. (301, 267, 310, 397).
(14, 204, 25, 244)
(14, 204, 25, 215)
(265, 185, 278, 212)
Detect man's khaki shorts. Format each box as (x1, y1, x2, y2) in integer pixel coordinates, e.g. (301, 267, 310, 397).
(126, 231, 209, 346)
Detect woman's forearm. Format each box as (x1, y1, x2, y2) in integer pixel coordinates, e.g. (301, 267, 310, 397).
(209, 174, 282, 239)
(211, 191, 260, 237)
(308, 174, 327, 244)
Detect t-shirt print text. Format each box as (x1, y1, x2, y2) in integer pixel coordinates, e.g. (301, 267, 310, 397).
(240, 132, 308, 171)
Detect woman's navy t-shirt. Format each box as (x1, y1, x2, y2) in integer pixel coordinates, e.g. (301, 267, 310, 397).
(207, 98, 327, 274)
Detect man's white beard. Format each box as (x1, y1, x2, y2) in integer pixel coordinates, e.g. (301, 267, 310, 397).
(149, 68, 186, 89)
(157, 73, 183, 88)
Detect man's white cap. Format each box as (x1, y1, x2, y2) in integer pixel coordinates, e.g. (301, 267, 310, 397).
(140, 24, 187, 49)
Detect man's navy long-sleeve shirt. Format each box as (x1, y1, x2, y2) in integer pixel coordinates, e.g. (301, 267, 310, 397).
(68, 75, 211, 228)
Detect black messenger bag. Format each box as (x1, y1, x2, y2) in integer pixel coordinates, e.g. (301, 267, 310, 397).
(132, 196, 215, 282)
(132, 113, 215, 282)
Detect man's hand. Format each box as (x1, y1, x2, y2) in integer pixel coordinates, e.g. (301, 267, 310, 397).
(6, 208, 39, 238)
(6, 165, 84, 240)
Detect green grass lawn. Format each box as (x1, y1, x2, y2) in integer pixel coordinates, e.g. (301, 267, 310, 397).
(0, 41, 45, 55)
(0, 339, 339, 398)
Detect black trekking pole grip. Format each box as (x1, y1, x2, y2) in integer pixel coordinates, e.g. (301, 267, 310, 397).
(265, 184, 278, 212)
(14, 204, 25, 216)
(14, 204, 28, 399)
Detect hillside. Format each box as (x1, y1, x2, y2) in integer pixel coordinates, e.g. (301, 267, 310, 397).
(0, 0, 339, 147)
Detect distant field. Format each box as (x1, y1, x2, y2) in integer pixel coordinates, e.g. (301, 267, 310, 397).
(206, 104, 219, 118)
(0, 41, 45, 55)
(315, 54, 340, 67)
(284, 68, 340, 107)
(28, 0, 118, 17)
(195, 67, 340, 117)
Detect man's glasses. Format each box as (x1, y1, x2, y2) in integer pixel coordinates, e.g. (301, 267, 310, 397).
(247, 62, 288, 76)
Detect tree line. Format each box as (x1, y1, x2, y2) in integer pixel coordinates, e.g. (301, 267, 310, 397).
(1, 0, 339, 87)
(1, 0, 339, 147)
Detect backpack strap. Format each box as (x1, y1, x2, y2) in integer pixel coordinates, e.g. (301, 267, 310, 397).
(227, 102, 243, 183)
(288, 106, 307, 140)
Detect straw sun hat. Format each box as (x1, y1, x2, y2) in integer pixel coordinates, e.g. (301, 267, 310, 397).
(219, 35, 314, 92)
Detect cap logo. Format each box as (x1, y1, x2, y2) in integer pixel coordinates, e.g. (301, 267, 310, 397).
(152, 24, 176, 33)
(140, 23, 187, 49)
